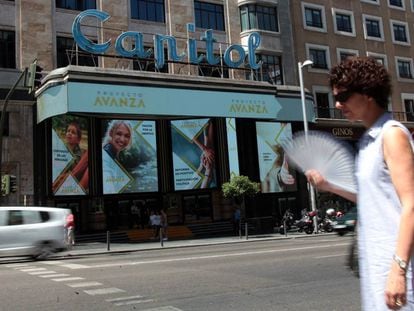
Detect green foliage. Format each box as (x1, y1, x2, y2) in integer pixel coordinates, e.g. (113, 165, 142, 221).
(222, 175, 260, 200)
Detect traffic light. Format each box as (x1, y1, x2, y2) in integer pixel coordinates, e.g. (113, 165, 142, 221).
(9, 175, 17, 193)
(1, 175, 10, 196)
(27, 60, 44, 94)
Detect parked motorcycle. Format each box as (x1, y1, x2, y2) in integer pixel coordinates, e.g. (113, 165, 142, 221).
(295, 210, 317, 234)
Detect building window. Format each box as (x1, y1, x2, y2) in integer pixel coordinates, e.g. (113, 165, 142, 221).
(194, 1, 225, 31)
(361, 0, 379, 3)
(389, 0, 404, 8)
(404, 98, 414, 121)
(367, 52, 388, 68)
(333, 10, 355, 36)
(302, 3, 326, 32)
(307, 44, 330, 70)
(363, 15, 383, 40)
(397, 58, 413, 79)
(246, 54, 283, 85)
(0, 30, 15, 69)
(56, 0, 96, 10)
(240, 4, 278, 32)
(337, 48, 359, 63)
(56, 36, 98, 67)
(132, 48, 168, 73)
(315, 92, 331, 118)
(391, 21, 409, 44)
(131, 0, 165, 23)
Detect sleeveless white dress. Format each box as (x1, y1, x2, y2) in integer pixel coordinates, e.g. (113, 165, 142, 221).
(356, 113, 414, 310)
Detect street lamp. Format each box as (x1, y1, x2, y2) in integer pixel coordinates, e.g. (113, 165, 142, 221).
(298, 60, 319, 233)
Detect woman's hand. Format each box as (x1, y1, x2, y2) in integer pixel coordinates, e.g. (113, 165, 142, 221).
(305, 169, 331, 192)
(385, 264, 407, 310)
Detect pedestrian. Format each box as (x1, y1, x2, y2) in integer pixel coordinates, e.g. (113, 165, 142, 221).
(306, 56, 414, 310)
(65, 213, 75, 248)
(149, 210, 161, 239)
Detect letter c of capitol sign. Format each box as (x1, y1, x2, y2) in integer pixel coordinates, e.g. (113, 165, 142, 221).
(72, 9, 262, 70)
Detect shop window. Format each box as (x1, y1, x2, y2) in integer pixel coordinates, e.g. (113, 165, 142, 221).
(240, 4, 278, 32)
(0, 30, 15, 69)
(182, 194, 212, 222)
(194, 1, 225, 31)
(131, 0, 165, 23)
(56, 0, 96, 10)
(56, 36, 98, 67)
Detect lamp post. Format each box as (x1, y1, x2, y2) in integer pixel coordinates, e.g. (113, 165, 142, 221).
(298, 60, 319, 233)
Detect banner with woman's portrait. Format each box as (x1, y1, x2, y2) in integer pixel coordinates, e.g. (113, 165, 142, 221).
(101, 119, 158, 194)
(171, 118, 217, 190)
(256, 122, 297, 193)
(52, 115, 89, 195)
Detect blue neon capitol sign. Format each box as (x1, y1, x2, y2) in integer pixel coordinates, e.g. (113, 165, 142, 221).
(72, 10, 261, 70)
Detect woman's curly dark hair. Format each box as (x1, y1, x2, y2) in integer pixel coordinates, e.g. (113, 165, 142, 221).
(329, 56, 391, 109)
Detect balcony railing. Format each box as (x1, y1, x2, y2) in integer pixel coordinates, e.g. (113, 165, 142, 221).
(314, 107, 414, 123)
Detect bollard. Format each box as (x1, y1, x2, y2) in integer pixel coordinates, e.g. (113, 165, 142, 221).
(160, 229, 164, 247)
(245, 222, 249, 240)
(107, 231, 110, 251)
(284, 219, 287, 237)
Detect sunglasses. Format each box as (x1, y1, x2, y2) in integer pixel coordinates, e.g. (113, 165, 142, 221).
(333, 90, 355, 103)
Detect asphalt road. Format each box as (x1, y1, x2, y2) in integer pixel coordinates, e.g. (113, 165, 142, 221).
(1, 235, 360, 311)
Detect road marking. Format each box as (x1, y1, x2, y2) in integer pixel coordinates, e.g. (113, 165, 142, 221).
(40, 273, 69, 278)
(114, 299, 154, 306)
(314, 253, 346, 259)
(82, 242, 351, 269)
(52, 276, 85, 282)
(5, 264, 30, 268)
(20, 267, 47, 272)
(67, 281, 103, 288)
(29, 270, 56, 275)
(84, 287, 125, 295)
(42, 261, 64, 265)
(59, 263, 89, 269)
(106, 295, 144, 302)
(140, 307, 183, 311)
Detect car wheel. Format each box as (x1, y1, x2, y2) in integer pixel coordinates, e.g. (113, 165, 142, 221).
(34, 242, 55, 260)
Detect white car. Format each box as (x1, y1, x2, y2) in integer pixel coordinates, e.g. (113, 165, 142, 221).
(0, 206, 71, 260)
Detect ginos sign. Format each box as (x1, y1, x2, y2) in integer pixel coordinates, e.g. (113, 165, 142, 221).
(72, 10, 262, 70)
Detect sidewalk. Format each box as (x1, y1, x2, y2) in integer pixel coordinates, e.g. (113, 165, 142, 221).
(55, 231, 340, 259)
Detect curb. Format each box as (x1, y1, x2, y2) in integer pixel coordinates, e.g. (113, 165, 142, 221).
(54, 232, 345, 260)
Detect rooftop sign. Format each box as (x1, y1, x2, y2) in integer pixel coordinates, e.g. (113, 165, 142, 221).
(72, 9, 261, 70)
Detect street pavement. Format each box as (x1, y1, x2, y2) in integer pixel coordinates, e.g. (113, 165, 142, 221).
(56, 230, 344, 259)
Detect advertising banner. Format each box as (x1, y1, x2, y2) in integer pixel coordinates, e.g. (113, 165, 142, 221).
(256, 122, 297, 193)
(52, 115, 89, 195)
(101, 119, 158, 194)
(226, 118, 240, 178)
(171, 118, 217, 190)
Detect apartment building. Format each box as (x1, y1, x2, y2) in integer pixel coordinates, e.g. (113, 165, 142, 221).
(291, 0, 414, 133)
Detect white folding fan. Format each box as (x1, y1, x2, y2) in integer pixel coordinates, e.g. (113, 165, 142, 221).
(282, 131, 357, 193)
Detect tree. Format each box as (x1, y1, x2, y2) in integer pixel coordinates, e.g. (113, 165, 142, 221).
(222, 175, 260, 236)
